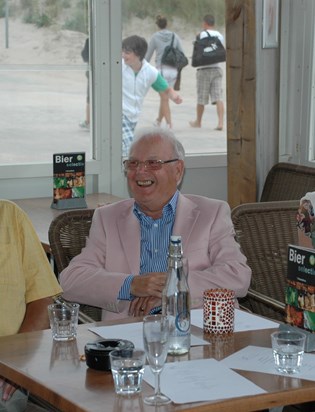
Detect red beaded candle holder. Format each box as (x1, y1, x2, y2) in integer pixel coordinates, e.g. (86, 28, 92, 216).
(203, 288, 235, 334)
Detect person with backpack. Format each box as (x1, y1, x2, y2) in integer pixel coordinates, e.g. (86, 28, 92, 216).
(145, 15, 185, 129)
(189, 15, 225, 131)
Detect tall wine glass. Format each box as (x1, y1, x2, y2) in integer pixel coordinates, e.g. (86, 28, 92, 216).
(143, 314, 171, 405)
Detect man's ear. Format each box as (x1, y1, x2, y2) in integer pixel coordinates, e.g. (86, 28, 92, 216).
(176, 160, 185, 185)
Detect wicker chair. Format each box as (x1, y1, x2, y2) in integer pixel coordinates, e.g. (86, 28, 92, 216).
(48, 208, 102, 323)
(260, 162, 315, 202)
(231, 200, 300, 321)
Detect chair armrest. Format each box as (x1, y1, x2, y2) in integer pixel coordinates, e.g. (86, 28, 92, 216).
(247, 289, 286, 313)
(53, 296, 96, 324)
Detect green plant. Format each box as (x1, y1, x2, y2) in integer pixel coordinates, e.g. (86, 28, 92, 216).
(23, 11, 53, 27)
(62, 10, 87, 33)
(122, 0, 225, 27)
(0, 0, 4, 18)
(35, 13, 52, 27)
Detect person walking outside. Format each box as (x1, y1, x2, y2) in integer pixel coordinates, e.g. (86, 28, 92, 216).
(145, 15, 185, 129)
(79, 37, 90, 130)
(189, 14, 225, 131)
(122, 35, 182, 157)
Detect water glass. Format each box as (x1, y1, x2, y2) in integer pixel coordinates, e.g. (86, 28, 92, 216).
(109, 349, 146, 395)
(48, 303, 80, 341)
(271, 330, 306, 374)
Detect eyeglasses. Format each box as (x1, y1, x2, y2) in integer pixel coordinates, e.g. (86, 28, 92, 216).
(123, 158, 179, 171)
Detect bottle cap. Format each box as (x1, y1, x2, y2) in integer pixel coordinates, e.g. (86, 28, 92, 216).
(169, 235, 182, 258)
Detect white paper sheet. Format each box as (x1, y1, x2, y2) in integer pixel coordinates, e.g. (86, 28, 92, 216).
(221, 345, 315, 381)
(143, 358, 266, 404)
(191, 308, 279, 332)
(89, 322, 208, 349)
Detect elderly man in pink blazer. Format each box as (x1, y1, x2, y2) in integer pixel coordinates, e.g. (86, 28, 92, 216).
(60, 127, 251, 320)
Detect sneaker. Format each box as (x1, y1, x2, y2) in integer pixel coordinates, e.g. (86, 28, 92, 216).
(79, 120, 90, 130)
(153, 119, 161, 127)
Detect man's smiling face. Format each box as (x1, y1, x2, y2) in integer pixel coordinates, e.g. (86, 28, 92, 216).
(126, 134, 184, 219)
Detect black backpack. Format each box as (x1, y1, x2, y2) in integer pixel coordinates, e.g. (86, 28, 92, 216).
(161, 34, 188, 71)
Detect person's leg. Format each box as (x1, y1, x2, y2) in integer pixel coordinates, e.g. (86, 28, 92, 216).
(122, 115, 137, 158)
(80, 75, 90, 129)
(210, 67, 224, 130)
(154, 97, 162, 127)
(190, 68, 210, 128)
(158, 93, 172, 128)
(216, 100, 224, 130)
(156, 66, 176, 128)
(86, 102, 90, 125)
(189, 104, 204, 128)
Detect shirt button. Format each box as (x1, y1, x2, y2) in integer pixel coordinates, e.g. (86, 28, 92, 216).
(154, 223, 158, 228)
(154, 249, 158, 253)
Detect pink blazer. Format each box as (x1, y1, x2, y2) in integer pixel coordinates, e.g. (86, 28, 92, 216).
(60, 194, 251, 320)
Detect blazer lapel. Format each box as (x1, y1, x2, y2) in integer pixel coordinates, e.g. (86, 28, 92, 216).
(173, 194, 200, 248)
(117, 205, 141, 274)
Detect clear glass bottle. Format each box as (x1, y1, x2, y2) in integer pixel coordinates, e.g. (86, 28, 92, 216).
(162, 235, 191, 355)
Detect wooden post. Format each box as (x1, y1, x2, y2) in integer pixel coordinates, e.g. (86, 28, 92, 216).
(226, 0, 257, 208)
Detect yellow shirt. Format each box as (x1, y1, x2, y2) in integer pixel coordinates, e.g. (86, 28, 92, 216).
(0, 200, 62, 336)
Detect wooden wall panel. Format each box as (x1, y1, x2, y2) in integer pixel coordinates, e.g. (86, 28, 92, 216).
(226, 0, 257, 208)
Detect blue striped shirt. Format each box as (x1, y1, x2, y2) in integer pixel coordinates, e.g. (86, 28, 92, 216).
(117, 190, 179, 300)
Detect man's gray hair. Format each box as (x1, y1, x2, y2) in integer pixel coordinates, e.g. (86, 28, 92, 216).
(130, 127, 185, 160)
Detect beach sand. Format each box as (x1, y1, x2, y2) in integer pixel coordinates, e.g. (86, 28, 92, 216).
(0, 17, 226, 164)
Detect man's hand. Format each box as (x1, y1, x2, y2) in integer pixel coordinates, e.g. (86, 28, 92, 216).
(129, 296, 161, 317)
(163, 88, 183, 105)
(130, 272, 167, 298)
(0, 377, 19, 401)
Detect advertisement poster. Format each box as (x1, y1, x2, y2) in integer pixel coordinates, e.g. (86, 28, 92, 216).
(285, 244, 315, 332)
(51, 152, 87, 209)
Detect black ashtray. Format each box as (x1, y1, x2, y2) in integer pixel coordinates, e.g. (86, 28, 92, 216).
(84, 339, 134, 371)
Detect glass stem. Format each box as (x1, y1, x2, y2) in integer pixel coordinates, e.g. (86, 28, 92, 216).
(155, 371, 161, 396)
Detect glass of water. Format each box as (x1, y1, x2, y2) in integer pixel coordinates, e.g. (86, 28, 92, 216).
(109, 349, 146, 395)
(271, 330, 306, 374)
(48, 303, 80, 341)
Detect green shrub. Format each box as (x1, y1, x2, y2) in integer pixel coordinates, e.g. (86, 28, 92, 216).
(23, 12, 53, 27)
(122, 0, 225, 27)
(62, 9, 87, 33)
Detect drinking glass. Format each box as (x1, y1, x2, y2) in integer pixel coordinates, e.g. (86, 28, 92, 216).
(271, 330, 306, 374)
(143, 314, 171, 405)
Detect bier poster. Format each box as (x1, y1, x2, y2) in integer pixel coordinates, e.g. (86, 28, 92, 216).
(51, 152, 87, 209)
(285, 244, 315, 332)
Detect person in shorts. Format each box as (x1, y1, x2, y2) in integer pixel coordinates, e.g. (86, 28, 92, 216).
(189, 14, 224, 131)
(122, 35, 182, 157)
(145, 15, 185, 128)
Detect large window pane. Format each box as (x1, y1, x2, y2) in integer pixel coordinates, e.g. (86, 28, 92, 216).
(0, 0, 91, 165)
(122, 0, 226, 156)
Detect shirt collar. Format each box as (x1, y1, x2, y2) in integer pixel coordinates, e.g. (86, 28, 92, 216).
(133, 190, 179, 220)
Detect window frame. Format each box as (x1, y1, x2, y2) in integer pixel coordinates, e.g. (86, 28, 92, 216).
(0, 0, 227, 200)
(279, 0, 315, 166)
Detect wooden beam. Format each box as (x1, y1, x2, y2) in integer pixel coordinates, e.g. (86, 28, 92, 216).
(226, 0, 257, 208)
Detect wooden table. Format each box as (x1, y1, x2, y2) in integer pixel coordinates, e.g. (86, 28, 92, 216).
(13, 193, 122, 253)
(0, 320, 315, 412)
